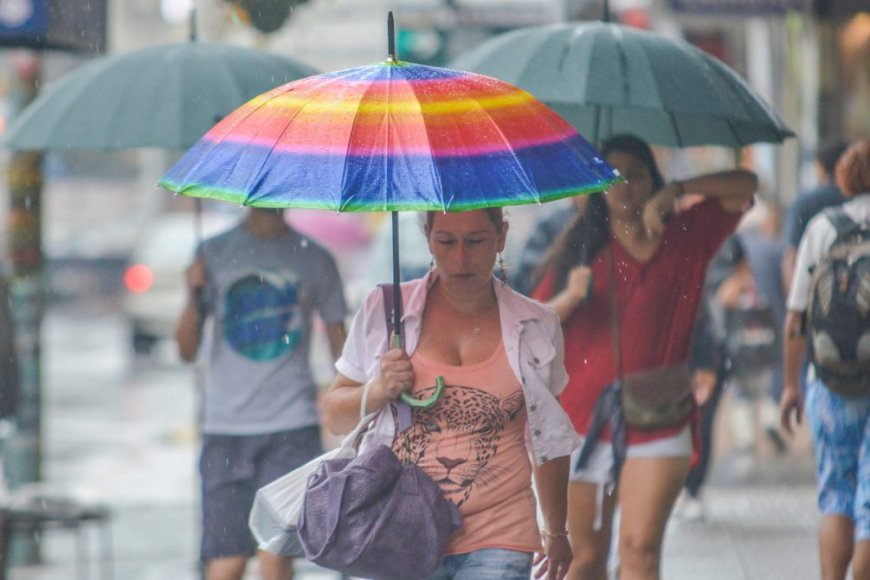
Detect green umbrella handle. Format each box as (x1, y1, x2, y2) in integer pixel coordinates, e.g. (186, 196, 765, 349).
(390, 332, 444, 407)
(401, 376, 445, 408)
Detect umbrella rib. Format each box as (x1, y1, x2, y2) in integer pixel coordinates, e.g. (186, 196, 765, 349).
(404, 70, 445, 212)
(667, 110, 685, 148)
(460, 78, 538, 205)
(336, 66, 389, 212)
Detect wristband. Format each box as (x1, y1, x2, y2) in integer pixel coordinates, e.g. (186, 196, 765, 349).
(541, 529, 569, 539)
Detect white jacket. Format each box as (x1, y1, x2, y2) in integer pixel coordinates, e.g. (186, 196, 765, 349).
(335, 271, 580, 464)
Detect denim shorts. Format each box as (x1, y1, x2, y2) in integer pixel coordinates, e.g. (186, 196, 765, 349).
(806, 379, 870, 541)
(199, 425, 322, 561)
(427, 548, 533, 580)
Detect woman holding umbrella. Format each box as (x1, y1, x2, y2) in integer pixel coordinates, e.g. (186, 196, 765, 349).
(323, 208, 579, 580)
(532, 134, 757, 579)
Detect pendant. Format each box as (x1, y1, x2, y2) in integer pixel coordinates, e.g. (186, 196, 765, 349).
(472, 325, 481, 335)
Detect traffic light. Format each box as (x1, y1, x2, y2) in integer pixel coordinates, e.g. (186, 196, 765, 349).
(227, 0, 309, 34)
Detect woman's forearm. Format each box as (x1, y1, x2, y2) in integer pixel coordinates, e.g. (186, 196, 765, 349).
(322, 376, 394, 434)
(548, 291, 583, 325)
(680, 169, 757, 212)
(533, 456, 570, 535)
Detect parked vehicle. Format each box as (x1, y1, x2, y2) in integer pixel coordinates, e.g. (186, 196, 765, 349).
(122, 211, 239, 354)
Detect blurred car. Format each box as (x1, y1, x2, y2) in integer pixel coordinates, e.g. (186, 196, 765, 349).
(121, 211, 239, 354)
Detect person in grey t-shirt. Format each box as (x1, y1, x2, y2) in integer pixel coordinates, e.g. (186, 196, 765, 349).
(176, 207, 347, 580)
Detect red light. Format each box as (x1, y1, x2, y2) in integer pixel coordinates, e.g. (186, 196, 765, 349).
(124, 264, 154, 294)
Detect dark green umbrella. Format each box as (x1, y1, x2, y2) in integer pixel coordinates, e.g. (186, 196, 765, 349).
(451, 22, 795, 148)
(3, 40, 319, 150)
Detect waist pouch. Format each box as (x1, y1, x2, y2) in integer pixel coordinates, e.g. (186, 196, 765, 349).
(575, 363, 694, 486)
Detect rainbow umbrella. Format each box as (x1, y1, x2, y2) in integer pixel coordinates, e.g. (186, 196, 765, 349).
(160, 16, 619, 404)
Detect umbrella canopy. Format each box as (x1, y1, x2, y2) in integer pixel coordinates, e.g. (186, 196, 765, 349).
(3, 41, 319, 150)
(160, 59, 619, 211)
(451, 22, 795, 148)
(160, 54, 619, 408)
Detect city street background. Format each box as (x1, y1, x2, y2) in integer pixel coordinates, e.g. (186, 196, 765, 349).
(5, 291, 820, 580)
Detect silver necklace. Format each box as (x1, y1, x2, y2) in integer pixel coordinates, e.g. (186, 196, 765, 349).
(470, 298, 498, 335)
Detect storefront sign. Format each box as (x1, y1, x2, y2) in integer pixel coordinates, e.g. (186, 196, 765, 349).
(670, 0, 810, 14)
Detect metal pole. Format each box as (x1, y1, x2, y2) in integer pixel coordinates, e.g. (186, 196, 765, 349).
(5, 51, 44, 565)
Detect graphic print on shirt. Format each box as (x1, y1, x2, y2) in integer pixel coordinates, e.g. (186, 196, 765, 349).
(222, 270, 303, 362)
(393, 385, 525, 507)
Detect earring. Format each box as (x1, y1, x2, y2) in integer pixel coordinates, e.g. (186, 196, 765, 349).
(497, 253, 507, 283)
(429, 256, 435, 270)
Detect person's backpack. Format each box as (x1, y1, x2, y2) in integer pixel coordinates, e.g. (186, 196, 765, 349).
(807, 207, 870, 397)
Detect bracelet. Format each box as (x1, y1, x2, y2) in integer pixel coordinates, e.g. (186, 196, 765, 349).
(541, 529, 569, 539)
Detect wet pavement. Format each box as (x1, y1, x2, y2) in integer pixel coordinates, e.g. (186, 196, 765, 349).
(6, 301, 821, 579)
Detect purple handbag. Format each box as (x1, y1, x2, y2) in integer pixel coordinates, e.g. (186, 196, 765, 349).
(297, 443, 462, 579)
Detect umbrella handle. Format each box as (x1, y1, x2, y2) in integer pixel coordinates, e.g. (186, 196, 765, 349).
(390, 332, 444, 407)
(400, 376, 445, 408)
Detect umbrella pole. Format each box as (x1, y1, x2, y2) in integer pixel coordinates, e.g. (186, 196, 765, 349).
(391, 211, 402, 347)
(387, 12, 402, 346)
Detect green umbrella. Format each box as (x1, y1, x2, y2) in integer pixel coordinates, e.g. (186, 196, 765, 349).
(451, 22, 795, 148)
(3, 40, 319, 151)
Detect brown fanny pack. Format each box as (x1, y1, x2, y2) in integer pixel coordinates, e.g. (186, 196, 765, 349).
(620, 363, 693, 430)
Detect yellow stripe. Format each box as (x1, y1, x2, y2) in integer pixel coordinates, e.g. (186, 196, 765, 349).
(244, 89, 538, 116)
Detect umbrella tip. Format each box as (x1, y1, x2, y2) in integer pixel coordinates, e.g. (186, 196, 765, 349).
(387, 11, 396, 60)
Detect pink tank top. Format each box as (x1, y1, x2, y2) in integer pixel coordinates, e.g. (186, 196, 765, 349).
(392, 341, 541, 554)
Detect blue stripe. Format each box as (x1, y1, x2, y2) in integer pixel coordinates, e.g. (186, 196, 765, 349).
(161, 135, 618, 211)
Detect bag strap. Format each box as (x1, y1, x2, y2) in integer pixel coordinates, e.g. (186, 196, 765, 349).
(606, 247, 624, 381)
(825, 207, 862, 242)
(380, 283, 401, 341)
(379, 284, 412, 433)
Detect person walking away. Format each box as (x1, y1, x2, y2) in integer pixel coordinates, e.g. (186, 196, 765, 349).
(176, 207, 348, 580)
(783, 138, 849, 289)
(324, 208, 576, 580)
(533, 134, 756, 580)
(780, 139, 870, 580)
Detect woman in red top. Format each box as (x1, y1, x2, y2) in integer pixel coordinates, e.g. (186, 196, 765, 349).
(532, 135, 756, 580)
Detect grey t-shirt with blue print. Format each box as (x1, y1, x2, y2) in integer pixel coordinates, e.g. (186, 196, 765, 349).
(199, 224, 346, 435)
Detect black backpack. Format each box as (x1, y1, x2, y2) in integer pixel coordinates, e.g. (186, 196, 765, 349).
(807, 207, 870, 397)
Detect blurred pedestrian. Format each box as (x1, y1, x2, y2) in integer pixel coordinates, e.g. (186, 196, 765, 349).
(323, 208, 577, 580)
(781, 139, 870, 580)
(513, 199, 582, 296)
(176, 207, 348, 580)
(733, 200, 788, 453)
(676, 236, 746, 521)
(783, 138, 849, 289)
(533, 134, 756, 579)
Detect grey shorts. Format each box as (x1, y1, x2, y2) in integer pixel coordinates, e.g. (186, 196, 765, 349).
(199, 425, 322, 562)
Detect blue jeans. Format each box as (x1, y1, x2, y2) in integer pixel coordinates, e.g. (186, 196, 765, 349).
(428, 548, 533, 580)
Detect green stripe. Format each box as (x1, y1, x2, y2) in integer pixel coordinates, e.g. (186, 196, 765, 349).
(158, 176, 623, 213)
